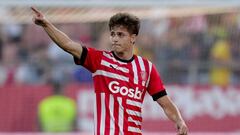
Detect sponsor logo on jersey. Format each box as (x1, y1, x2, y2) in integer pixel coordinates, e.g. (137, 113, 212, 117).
(108, 81, 143, 99)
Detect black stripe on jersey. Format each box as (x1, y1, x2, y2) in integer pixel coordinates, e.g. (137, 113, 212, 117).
(74, 46, 88, 65)
(152, 90, 167, 101)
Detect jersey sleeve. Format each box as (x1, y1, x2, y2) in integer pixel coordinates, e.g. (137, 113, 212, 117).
(73, 46, 102, 73)
(147, 64, 167, 101)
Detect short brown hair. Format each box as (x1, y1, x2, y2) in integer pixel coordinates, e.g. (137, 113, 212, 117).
(109, 13, 140, 35)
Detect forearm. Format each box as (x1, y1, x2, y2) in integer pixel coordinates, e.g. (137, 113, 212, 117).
(43, 21, 82, 58)
(163, 102, 184, 124)
(157, 96, 184, 124)
(157, 96, 188, 134)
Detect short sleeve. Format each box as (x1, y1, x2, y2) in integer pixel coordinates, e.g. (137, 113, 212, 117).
(147, 64, 167, 101)
(74, 46, 102, 73)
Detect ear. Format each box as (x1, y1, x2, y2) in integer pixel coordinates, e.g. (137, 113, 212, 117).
(130, 34, 137, 44)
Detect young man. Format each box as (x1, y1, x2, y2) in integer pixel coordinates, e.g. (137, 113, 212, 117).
(31, 7, 188, 135)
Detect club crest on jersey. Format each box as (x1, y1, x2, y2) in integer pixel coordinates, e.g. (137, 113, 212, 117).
(140, 71, 147, 81)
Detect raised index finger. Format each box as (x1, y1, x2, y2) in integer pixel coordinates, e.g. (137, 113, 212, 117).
(31, 6, 41, 15)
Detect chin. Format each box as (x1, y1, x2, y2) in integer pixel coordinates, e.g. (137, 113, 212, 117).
(112, 47, 121, 52)
(112, 48, 124, 54)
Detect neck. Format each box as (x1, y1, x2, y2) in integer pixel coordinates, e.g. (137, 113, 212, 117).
(114, 50, 133, 61)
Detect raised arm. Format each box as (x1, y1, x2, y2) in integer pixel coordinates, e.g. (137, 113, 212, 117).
(157, 95, 188, 135)
(31, 7, 83, 59)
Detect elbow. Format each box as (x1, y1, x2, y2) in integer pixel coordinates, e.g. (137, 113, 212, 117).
(65, 41, 82, 58)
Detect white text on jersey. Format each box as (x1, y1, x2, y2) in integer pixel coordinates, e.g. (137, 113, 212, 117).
(108, 81, 143, 100)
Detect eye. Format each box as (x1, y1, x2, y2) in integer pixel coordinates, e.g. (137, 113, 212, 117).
(117, 32, 124, 37)
(110, 32, 115, 37)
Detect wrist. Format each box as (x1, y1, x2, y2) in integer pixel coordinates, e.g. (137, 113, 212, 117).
(42, 19, 51, 28)
(176, 119, 185, 125)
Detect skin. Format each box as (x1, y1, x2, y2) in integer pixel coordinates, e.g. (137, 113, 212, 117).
(157, 96, 188, 135)
(31, 7, 83, 59)
(31, 6, 188, 135)
(110, 25, 136, 60)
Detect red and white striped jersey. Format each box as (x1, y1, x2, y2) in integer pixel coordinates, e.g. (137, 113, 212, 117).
(74, 47, 166, 135)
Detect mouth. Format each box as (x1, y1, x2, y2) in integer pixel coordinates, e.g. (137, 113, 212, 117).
(112, 44, 121, 46)
(112, 44, 122, 48)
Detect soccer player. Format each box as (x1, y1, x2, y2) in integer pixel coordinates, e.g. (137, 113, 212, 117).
(31, 7, 188, 135)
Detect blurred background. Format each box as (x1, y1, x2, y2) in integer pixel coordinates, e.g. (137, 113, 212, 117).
(0, 0, 240, 134)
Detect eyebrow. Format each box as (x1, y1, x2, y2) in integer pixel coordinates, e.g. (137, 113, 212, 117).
(111, 31, 126, 34)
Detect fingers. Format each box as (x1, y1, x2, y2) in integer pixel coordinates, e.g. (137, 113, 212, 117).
(176, 122, 188, 135)
(178, 126, 188, 135)
(31, 6, 48, 26)
(31, 6, 39, 13)
(31, 6, 42, 16)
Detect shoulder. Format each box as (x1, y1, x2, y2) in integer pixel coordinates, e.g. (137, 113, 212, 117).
(86, 47, 103, 53)
(83, 47, 106, 58)
(135, 55, 153, 65)
(87, 47, 112, 55)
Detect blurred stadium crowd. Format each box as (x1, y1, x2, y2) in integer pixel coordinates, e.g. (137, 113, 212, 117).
(0, 12, 240, 86)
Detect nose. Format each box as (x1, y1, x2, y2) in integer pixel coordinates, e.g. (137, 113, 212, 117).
(112, 35, 119, 43)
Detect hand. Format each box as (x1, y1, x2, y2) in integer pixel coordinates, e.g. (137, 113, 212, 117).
(31, 6, 48, 27)
(176, 121, 188, 135)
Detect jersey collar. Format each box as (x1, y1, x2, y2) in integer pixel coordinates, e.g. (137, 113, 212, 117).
(112, 51, 135, 63)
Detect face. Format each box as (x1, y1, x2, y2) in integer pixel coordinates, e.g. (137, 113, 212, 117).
(110, 25, 136, 54)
